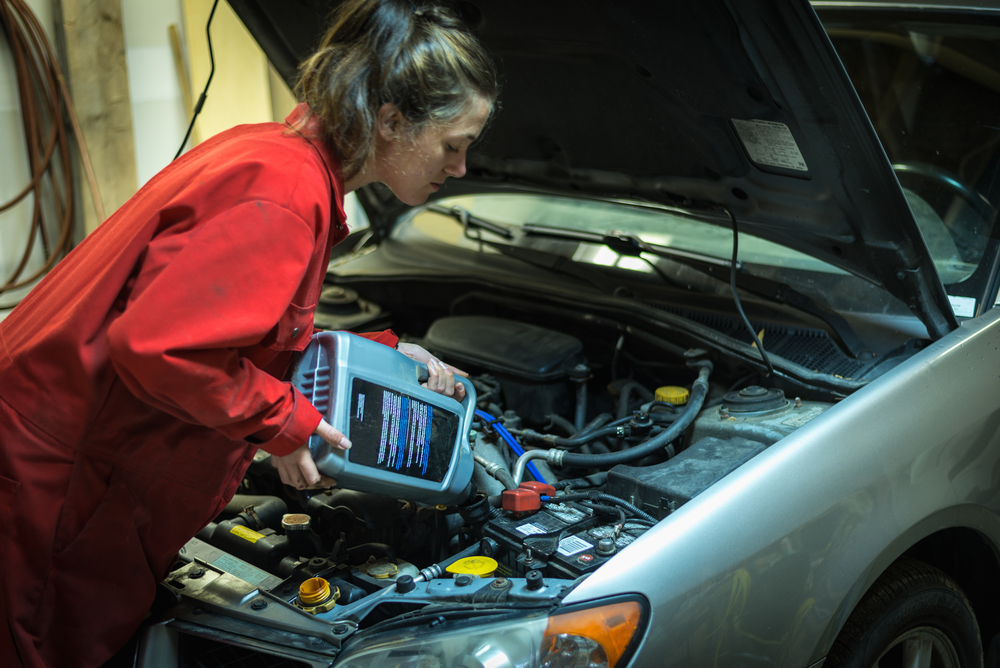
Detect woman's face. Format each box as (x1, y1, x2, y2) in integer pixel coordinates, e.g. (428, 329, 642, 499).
(376, 97, 491, 206)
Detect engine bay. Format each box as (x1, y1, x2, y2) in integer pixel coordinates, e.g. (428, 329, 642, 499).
(155, 289, 844, 662)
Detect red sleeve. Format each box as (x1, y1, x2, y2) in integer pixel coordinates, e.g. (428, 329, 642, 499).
(107, 200, 323, 456)
(356, 330, 399, 348)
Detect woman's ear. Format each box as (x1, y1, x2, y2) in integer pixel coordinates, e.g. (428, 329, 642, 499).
(377, 103, 407, 141)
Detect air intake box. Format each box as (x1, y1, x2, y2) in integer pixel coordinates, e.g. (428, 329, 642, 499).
(422, 316, 585, 425)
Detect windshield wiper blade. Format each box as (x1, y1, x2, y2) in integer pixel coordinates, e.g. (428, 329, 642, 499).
(425, 204, 514, 239)
(522, 224, 739, 270)
(522, 224, 869, 358)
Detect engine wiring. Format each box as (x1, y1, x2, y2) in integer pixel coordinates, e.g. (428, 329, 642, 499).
(475, 409, 544, 482)
(0, 0, 104, 309)
(723, 205, 775, 376)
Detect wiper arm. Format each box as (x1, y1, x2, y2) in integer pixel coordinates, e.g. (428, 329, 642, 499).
(522, 224, 739, 270)
(522, 224, 869, 358)
(422, 211, 627, 296)
(425, 204, 514, 239)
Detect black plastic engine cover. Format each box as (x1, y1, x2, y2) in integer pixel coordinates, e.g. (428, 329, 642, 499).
(423, 316, 584, 381)
(606, 436, 767, 518)
(423, 316, 585, 424)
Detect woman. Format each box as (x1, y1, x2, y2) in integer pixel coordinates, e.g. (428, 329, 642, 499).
(0, 1, 498, 666)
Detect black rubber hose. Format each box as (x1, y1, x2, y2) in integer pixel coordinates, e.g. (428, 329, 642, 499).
(616, 381, 654, 420)
(576, 413, 613, 436)
(548, 491, 656, 523)
(219, 495, 288, 530)
(546, 413, 577, 436)
(473, 455, 517, 490)
(515, 415, 632, 448)
(559, 364, 712, 468)
(552, 472, 608, 490)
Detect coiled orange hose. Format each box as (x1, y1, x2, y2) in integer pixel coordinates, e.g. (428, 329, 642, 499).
(0, 0, 104, 307)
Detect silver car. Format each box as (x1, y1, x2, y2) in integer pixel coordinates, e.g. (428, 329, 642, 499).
(130, 1, 1000, 666)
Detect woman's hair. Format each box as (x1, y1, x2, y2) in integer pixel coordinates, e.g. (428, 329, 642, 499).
(297, 0, 499, 179)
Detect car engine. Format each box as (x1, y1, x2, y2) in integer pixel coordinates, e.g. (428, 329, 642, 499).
(158, 305, 836, 656)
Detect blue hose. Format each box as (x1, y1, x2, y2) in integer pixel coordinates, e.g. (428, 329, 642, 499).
(475, 410, 544, 482)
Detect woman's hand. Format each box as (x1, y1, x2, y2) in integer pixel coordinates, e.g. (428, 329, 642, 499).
(270, 419, 347, 490)
(396, 342, 468, 400)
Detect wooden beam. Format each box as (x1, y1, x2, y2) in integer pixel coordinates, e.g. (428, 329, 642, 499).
(54, 0, 138, 234)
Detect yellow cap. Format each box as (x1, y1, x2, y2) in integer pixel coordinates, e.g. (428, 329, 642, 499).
(298, 577, 332, 605)
(445, 556, 499, 577)
(656, 386, 690, 405)
(366, 562, 398, 579)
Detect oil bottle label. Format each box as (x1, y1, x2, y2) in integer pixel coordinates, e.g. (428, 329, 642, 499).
(348, 378, 458, 482)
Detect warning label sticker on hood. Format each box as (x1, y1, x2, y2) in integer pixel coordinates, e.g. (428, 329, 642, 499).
(732, 119, 808, 172)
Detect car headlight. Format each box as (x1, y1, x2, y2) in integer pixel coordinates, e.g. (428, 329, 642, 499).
(336, 598, 646, 668)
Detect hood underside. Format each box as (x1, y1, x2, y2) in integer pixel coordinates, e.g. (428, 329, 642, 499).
(228, 0, 958, 338)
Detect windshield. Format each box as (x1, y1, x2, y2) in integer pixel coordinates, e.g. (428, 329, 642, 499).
(817, 5, 1000, 313)
(406, 193, 847, 273)
(393, 193, 922, 336)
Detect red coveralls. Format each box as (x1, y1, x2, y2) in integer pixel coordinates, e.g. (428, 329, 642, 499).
(0, 103, 397, 667)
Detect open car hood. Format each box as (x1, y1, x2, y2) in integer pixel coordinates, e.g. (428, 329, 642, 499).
(228, 0, 957, 338)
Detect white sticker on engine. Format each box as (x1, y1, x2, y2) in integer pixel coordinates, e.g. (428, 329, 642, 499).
(517, 523, 546, 536)
(949, 295, 976, 318)
(544, 503, 588, 524)
(732, 119, 808, 172)
(557, 535, 594, 556)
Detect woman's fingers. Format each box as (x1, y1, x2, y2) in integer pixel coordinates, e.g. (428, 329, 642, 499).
(270, 442, 337, 490)
(397, 342, 469, 378)
(315, 419, 351, 450)
(270, 424, 344, 490)
(422, 358, 466, 400)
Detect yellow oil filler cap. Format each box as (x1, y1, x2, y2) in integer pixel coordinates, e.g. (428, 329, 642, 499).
(295, 577, 339, 614)
(656, 386, 690, 405)
(299, 577, 333, 605)
(445, 556, 499, 577)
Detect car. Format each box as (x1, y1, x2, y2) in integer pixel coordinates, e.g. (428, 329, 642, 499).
(131, 1, 1000, 666)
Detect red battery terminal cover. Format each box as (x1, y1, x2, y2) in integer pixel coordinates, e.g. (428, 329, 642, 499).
(501, 488, 540, 512)
(518, 481, 556, 497)
(500, 482, 558, 513)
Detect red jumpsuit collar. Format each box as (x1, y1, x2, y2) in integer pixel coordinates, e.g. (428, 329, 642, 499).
(285, 102, 347, 228)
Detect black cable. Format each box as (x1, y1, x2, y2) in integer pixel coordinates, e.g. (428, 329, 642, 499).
(547, 491, 656, 523)
(610, 334, 625, 381)
(173, 0, 220, 161)
(513, 415, 634, 449)
(724, 206, 774, 376)
(552, 472, 608, 491)
(557, 363, 712, 468)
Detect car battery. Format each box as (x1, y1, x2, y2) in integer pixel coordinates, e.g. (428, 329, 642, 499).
(484, 501, 646, 578)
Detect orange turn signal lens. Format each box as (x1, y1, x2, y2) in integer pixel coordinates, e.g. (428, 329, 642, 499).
(542, 600, 643, 668)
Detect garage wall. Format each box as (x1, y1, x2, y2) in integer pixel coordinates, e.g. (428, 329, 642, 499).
(0, 0, 57, 312)
(1, 0, 365, 323)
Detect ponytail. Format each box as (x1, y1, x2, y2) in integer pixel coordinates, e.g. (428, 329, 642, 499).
(296, 0, 498, 179)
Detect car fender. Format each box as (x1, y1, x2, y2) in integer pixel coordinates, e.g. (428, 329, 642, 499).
(564, 307, 1000, 667)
